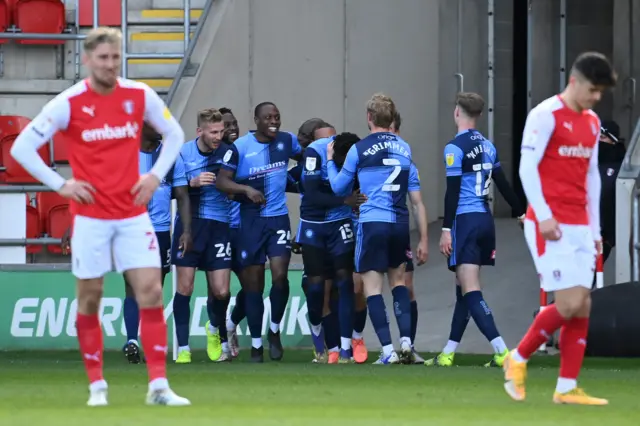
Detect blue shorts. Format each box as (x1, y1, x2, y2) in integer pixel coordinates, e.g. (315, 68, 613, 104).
(229, 226, 242, 274)
(295, 218, 355, 257)
(355, 221, 410, 273)
(172, 218, 231, 271)
(236, 214, 291, 268)
(448, 212, 496, 271)
(156, 230, 171, 275)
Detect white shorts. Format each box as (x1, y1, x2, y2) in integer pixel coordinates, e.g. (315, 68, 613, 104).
(71, 213, 161, 279)
(524, 220, 596, 292)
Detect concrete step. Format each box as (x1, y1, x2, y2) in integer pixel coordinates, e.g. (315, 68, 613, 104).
(128, 8, 203, 25)
(127, 25, 194, 54)
(127, 58, 180, 79)
(152, 0, 206, 10)
(136, 78, 173, 94)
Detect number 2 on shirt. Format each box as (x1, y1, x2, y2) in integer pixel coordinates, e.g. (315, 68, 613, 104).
(473, 162, 493, 196)
(382, 158, 401, 192)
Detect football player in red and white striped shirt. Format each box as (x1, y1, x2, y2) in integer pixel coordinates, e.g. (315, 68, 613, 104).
(10, 27, 190, 407)
(503, 52, 616, 405)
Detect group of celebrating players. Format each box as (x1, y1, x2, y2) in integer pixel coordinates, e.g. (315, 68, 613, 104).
(7, 25, 617, 408)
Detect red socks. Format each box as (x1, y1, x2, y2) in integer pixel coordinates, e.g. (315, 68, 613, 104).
(517, 304, 566, 359)
(76, 313, 104, 384)
(559, 317, 589, 379)
(140, 307, 168, 382)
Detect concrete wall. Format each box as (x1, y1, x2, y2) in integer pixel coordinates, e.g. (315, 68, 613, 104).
(173, 0, 461, 230)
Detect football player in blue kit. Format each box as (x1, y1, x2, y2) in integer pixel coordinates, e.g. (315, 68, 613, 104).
(298, 131, 365, 364)
(216, 102, 302, 362)
(171, 109, 234, 364)
(122, 122, 193, 364)
(327, 93, 429, 364)
(425, 92, 525, 368)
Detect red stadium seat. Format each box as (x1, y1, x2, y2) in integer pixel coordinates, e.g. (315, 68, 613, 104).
(26, 204, 42, 254)
(46, 204, 70, 254)
(0, 135, 51, 183)
(0, 0, 10, 44)
(35, 191, 67, 230)
(13, 0, 66, 45)
(52, 131, 69, 163)
(78, 0, 121, 27)
(0, 115, 31, 141)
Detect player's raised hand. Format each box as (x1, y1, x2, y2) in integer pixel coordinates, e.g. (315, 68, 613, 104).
(539, 217, 561, 241)
(191, 172, 215, 187)
(327, 141, 335, 160)
(439, 230, 452, 257)
(58, 179, 96, 204)
(131, 173, 161, 205)
(416, 238, 428, 265)
(244, 187, 266, 204)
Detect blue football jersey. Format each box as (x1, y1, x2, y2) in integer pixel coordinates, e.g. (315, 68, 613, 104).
(140, 145, 175, 232)
(229, 201, 240, 228)
(301, 137, 351, 222)
(444, 129, 498, 215)
(328, 132, 420, 223)
(172, 139, 230, 222)
(220, 131, 302, 217)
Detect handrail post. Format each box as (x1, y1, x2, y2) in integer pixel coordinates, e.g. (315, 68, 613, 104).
(121, 0, 128, 78)
(184, 0, 191, 51)
(93, 0, 99, 28)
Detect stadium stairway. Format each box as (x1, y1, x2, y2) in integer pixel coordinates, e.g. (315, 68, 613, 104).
(124, 0, 204, 94)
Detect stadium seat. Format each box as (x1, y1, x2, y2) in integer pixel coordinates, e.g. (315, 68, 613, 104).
(35, 191, 67, 229)
(52, 131, 69, 163)
(13, 0, 66, 45)
(26, 203, 42, 254)
(0, 135, 51, 183)
(45, 203, 70, 254)
(0, 115, 31, 141)
(78, 0, 122, 27)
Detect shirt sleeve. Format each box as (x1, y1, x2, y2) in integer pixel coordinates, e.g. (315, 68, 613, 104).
(444, 143, 463, 177)
(587, 125, 602, 240)
(172, 154, 188, 187)
(290, 132, 302, 157)
(142, 84, 185, 182)
(327, 145, 358, 196)
(408, 162, 421, 192)
(220, 144, 239, 173)
(518, 105, 555, 222)
(9, 95, 70, 191)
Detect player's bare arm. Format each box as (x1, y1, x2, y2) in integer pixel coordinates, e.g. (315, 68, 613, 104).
(10, 97, 97, 203)
(173, 186, 193, 255)
(409, 190, 428, 265)
(215, 169, 265, 204)
(133, 85, 185, 206)
(519, 107, 560, 240)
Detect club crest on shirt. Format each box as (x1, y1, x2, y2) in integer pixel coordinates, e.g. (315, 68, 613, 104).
(223, 149, 233, 163)
(305, 157, 317, 171)
(123, 100, 134, 115)
(607, 168, 615, 176)
(277, 142, 285, 151)
(445, 153, 455, 167)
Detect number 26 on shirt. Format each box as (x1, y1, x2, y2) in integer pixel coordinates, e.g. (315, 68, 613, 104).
(473, 162, 493, 196)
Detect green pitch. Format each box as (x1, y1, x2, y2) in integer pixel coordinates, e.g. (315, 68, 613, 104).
(0, 350, 638, 426)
